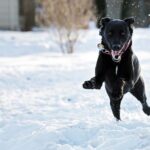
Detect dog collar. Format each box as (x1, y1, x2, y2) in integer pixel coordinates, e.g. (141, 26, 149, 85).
(98, 40, 131, 62)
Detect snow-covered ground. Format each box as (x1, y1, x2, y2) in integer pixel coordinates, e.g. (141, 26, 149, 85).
(0, 27, 150, 150)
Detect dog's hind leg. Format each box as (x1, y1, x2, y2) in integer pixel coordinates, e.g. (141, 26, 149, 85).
(130, 76, 150, 116)
(110, 99, 122, 120)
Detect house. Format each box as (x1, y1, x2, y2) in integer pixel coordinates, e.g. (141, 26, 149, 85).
(0, 0, 35, 31)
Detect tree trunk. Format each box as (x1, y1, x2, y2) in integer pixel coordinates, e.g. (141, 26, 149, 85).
(105, 0, 123, 19)
(121, 0, 148, 27)
(20, 0, 35, 31)
(94, 0, 106, 28)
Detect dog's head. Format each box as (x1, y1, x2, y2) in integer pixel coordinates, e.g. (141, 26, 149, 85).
(99, 17, 134, 62)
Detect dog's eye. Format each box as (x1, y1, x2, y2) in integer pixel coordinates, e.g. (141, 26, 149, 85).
(120, 32, 125, 36)
(108, 31, 113, 36)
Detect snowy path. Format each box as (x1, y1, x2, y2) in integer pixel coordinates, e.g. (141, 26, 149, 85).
(0, 29, 150, 150)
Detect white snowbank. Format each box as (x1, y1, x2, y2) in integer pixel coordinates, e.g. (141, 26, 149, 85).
(0, 28, 150, 150)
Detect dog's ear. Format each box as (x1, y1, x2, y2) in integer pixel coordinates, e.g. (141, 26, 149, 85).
(101, 17, 112, 27)
(124, 17, 134, 35)
(97, 17, 111, 28)
(99, 17, 112, 35)
(124, 17, 134, 25)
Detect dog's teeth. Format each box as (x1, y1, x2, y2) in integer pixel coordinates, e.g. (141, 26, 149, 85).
(112, 55, 121, 63)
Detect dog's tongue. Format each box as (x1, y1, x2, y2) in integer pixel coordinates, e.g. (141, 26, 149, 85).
(111, 50, 121, 62)
(111, 50, 120, 56)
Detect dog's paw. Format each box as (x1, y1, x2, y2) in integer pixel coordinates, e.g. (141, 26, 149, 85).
(143, 106, 150, 116)
(82, 80, 95, 89)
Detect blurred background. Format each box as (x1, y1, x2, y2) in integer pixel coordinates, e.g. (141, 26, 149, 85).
(0, 0, 149, 31)
(0, 0, 149, 53)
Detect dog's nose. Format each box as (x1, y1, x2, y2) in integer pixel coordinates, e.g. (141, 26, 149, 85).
(112, 44, 121, 50)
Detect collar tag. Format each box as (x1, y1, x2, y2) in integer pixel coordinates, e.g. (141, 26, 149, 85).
(97, 43, 104, 49)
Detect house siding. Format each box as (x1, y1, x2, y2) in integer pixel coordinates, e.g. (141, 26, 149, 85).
(0, 0, 19, 30)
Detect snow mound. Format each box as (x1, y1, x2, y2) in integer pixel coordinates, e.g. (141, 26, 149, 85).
(0, 28, 150, 150)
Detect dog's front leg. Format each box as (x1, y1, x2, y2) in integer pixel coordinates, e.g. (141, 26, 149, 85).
(111, 78, 125, 100)
(110, 98, 122, 120)
(83, 76, 104, 89)
(110, 79, 125, 120)
(83, 52, 105, 89)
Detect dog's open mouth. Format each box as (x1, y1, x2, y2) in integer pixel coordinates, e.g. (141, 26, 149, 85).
(98, 40, 131, 63)
(111, 50, 122, 63)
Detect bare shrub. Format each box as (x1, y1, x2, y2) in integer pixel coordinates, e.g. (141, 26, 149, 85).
(39, 0, 93, 53)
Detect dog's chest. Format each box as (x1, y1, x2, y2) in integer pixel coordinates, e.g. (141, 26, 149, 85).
(105, 65, 119, 78)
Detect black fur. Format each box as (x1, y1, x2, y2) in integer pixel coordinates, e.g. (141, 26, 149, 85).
(83, 17, 150, 120)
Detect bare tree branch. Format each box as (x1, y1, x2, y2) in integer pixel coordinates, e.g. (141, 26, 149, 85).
(39, 0, 94, 53)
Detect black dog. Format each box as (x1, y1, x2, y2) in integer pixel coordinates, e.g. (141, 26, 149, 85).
(83, 17, 150, 120)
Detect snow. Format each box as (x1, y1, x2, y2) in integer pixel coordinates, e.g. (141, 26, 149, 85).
(0, 27, 150, 150)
